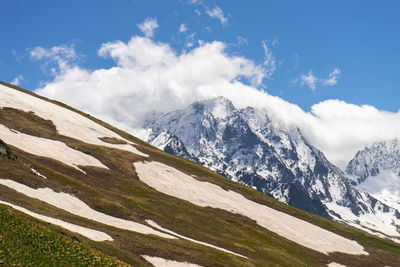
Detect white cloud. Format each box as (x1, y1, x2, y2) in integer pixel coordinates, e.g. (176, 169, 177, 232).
(323, 68, 341, 86)
(194, 9, 201, 16)
(11, 75, 24, 86)
(36, 36, 266, 129)
(262, 42, 276, 78)
(179, 23, 187, 33)
(34, 36, 400, 169)
(29, 44, 79, 75)
(301, 68, 341, 91)
(206, 6, 228, 25)
(137, 17, 158, 38)
(301, 69, 317, 91)
(185, 33, 196, 48)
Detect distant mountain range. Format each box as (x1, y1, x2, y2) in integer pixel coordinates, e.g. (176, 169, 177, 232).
(145, 96, 400, 242)
(0, 81, 399, 266)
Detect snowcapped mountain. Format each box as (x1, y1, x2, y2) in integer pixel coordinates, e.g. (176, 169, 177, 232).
(1, 82, 400, 266)
(144, 97, 400, 241)
(346, 138, 400, 212)
(148, 130, 195, 161)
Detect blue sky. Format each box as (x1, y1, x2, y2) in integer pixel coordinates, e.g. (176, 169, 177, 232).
(2, 0, 400, 167)
(2, 0, 400, 112)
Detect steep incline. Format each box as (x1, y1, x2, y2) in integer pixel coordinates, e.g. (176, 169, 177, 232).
(347, 138, 400, 211)
(1, 82, 400, 266)
(145, 97, 400, 241)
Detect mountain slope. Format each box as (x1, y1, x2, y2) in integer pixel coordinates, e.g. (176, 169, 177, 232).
(144, 97, 400, 242)
(347, 138, 400, 212)
(0, 81, 399, 266)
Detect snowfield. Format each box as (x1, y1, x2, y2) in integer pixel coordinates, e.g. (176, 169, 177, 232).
(146, 220, 247, 259)
(142, 255, 202, 267)
(0, 84, 148, 157)
(134, 161, 368, 255)
(0, 200, 113, 241)
(0, 124, 107, 172)
(328, 263, 347, 267)
(325, 201, 400, 242)
(0, 179, 174, 239)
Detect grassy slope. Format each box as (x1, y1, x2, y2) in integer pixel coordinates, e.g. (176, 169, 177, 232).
(0, 205, 127, 266)
(0, 81, 399, 266)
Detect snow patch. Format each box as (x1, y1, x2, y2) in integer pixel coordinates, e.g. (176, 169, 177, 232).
(142, 255, 202, 267)
(325, 202, 400, 241)
(0, 124, 107, 172)
(146, 220, 247, 259)
(0, 84, 148, 157)
(133, 161, 368, 255)
(328, 263, 347, 267)
(0, 200, 113, 241)
(358, 170, 400, 211)
(30, 168, 47, 179)
(0, 179, 174, 239)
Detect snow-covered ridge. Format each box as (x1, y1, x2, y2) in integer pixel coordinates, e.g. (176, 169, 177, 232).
(0, 84, 148, 157)
(134, 161, 368, 256)
(346, 138, 400, 225)
(346, 138, 400, 182)
(144, 97, 400, 242)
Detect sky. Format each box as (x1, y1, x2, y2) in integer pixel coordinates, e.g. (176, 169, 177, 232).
(1, 0, 400, 168)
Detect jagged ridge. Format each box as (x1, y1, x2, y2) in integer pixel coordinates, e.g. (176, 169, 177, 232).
(145, 97, 400, 241)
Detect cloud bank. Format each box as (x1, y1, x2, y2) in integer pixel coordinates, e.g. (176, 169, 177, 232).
(34, 36, 400, 169)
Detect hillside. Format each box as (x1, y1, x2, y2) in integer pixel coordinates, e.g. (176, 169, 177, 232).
(144, 97, 400, 242)
(0, 81, 399, 266)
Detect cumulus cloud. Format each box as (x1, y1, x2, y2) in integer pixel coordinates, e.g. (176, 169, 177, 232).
(36, 36, 266, 129)
(34, 36, 400, 169)
(206, 6, 228, 25)
(137, 18, 158, 37)
(179, 23, 187, 33)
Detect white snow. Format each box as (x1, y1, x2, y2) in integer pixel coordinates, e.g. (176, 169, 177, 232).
(328, 263, 347, 267)
(0, 179, 174, 239)
(358, 171, 400, 211)
(146, 220, 247, 259)
(0, 124, 107, 172)
(142, 255, 202, 267)
(30, 168, 47, 179)
(0, 84, 148, 157)
(0, 200, 113, 241)
(134, 161, 368, 255)
(325, 201, 400, 241)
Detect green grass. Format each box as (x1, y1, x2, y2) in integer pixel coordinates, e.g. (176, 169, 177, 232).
(0, 205, 127, 266)
(0, 81, 400, 266)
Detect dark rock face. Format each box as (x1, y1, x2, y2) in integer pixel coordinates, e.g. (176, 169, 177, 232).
(0, 139, 15, 159)
(144, 97, 400, 239)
